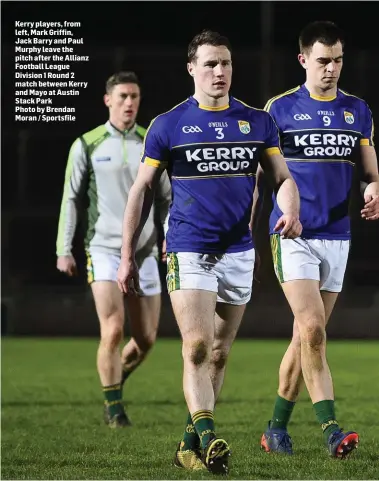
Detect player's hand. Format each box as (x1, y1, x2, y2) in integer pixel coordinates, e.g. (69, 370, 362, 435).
(274, 213, 302, 239)
(117, 256, 141, 295)
(161, 239, 167, 263)
(57, 255, 77, 276)
(361, 194, 379, 220)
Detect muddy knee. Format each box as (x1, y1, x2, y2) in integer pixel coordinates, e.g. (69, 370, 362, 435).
(300, 320, 326, 350)
(210, 348, 228, 371)
(183, 339, 210, 366)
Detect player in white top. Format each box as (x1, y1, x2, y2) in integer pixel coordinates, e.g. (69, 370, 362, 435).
(56, 72, 171, 427)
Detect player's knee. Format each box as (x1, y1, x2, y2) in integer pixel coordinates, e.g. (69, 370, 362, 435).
(299, 319, 326, 350)
(210, 348, 228, 371)
(100, 322, 123, 350)
(137, 332, 156, 356)
(183, 339, 210, 366)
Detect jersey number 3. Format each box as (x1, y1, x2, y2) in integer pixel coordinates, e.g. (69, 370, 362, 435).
(215, 127, 224, 139)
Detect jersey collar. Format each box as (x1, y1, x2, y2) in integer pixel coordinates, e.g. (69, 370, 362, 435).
(106, 120, 138, 136)
(301, 84, 338, 102)
(190, 96, 230, 111)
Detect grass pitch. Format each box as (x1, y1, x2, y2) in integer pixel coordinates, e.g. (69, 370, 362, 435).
(2, 338, 379, 479)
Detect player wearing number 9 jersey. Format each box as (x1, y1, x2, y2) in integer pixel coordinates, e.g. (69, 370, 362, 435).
(256, 21, 379, 459)
(117, 30, 301, 474)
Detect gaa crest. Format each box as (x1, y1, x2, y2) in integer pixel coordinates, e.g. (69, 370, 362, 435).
(238, 120, 250, 134)
(344, 111, 354, 124)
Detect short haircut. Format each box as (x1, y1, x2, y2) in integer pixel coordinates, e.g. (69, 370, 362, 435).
(299, 21, 345, 55)
(105, 71, 140, 94)
(187, 29, 232, 63)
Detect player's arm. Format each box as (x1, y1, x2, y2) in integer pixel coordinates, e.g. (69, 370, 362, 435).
(360, 145, 379, 220)
(122, 163, 165, 259)
(261, 150, 301, 238)
(250, 97, 274, 234)
(249, 164, 266, 281)
(155, 170, 171, 262)
(118, 117, 169, 293)
(359, 106, 379, 220)
(56, 138, 88, 275)
(259, 112, 302, 238)
(155, 170, 171, 232)
(118, 163, 166, 293)
(249, 164, 265, 234)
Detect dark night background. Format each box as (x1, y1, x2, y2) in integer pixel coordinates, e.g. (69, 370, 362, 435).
(1, 1, 379, 337)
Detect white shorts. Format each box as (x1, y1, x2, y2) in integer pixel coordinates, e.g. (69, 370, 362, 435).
(86, 250, 161, 297)
(166, 249, 255, 305)
(270, 235, 350, 293)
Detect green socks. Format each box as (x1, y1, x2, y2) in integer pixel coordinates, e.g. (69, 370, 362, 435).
(121, 367, 131, 388)
(181, 412, 200, 451)
(314, 399, 340, 444)
(270, 396, 340, 445)
(192, 410, 215, 449)
(271, 395, 296, 430)
(103, 383, 123, 417)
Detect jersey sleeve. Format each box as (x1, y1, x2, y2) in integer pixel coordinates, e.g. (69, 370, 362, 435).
(141, 115, 171, 169)
(360, 102, 375, 146)
(262, 110, 283, 156)
(56, 138, 88, 256)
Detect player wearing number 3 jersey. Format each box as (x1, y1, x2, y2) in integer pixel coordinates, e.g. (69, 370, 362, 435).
(117, 30, 302, 474)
